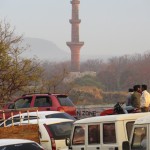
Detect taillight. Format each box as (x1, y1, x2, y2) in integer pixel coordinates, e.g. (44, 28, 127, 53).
(44, 124, 56, 150)
(57, 107, 65, 112)
(51, 137, 56, 150)
(41, 148, 44, 150)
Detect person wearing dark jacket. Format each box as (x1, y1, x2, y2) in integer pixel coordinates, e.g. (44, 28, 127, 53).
(131, 85, 141, 112)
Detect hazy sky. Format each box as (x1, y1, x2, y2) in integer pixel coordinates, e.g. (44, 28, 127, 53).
(0, 0, 150, 57)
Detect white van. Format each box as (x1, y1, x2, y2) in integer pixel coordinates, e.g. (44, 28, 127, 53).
(122, 114, 150, 150)
(66, 113, 150, 150)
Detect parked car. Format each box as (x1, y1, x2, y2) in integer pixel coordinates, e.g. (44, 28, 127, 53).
(0, 139, 44, 150)
(1, 93, 76, 120)
(7, 118, 74, 150)
(0, 111, 76, 127)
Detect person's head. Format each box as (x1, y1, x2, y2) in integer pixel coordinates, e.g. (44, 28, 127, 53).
(141, 84, 147, 91)
(133, 85, 141, 92)
(128, 88, 134, 92)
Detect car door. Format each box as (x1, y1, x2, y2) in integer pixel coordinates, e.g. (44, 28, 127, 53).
(86, 124, 101, 150)
(33, 96, 53, 111)
(101, 123, 118, 150)
(3, 97, 32, 119)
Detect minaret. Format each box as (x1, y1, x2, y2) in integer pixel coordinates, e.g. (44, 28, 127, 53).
(67, 0, 84, 72)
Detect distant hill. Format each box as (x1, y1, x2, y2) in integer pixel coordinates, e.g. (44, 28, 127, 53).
(22, 37, 112, 62)
(22, 37, 70, 62)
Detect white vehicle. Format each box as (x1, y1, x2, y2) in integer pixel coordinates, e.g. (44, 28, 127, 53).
(66, 112, 150, 150)
(0, 111, 76, 127)
(0, 139, 44, 150)
(8, 118, 74, 150)
(122, 114, 150, 150)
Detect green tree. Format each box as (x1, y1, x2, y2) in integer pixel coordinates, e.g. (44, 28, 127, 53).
(0, 20, 42, 102)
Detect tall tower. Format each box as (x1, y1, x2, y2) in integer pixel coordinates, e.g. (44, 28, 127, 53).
(67, 0, 84, 72)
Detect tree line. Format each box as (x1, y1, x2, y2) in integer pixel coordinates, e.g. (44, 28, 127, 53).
(80, 53, 150, 92)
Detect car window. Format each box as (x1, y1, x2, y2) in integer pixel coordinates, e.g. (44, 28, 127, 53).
(88, 124, 100, 144)
(103, 123, 116, 144)
(45, 113, 76, 120)
(0, 142, 43, 150)
(13, 97, 32, 109)
(34, 96, 52, 107)
(23, 116, 39, 121)
(8, 103, 15, 109)
(46, 121, 73, 140)
(131, 127, 147, 150)
(0, 116, 21, 127)
(72, 125, 85, 145)
(57, 96, 74, 106)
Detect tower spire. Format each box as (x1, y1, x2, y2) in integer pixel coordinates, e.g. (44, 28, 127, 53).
(67, 0, 84, 72)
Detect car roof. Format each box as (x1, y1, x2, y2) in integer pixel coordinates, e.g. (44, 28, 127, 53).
(74, 112, 150, 124)
(12, 118, 74, 126)
(0, 139, 37, 146)
(134, 114, 150, 125)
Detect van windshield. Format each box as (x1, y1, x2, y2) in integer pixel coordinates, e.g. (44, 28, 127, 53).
(46, 121, 73, 140)
(131, 127, 147, 150)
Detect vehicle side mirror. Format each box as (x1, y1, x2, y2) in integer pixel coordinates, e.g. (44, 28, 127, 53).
(65, 137, 71, 147)
(122, 141, 130, 150)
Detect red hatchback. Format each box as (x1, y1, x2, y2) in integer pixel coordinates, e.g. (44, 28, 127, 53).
(2, 93, 77, 119)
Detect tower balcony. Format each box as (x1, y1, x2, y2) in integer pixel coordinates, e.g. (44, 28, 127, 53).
(69, 19, 81, 24)
(66, 42, 84, 48)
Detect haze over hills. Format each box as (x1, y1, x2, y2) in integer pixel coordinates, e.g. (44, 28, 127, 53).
(22, 37, 70, 62)
(22, 37, 112, 62)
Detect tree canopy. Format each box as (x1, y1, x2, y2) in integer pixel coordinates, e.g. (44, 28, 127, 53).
(0, 20, 42, 102)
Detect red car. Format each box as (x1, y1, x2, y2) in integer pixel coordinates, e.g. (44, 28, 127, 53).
(1, 93, 77, 120)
